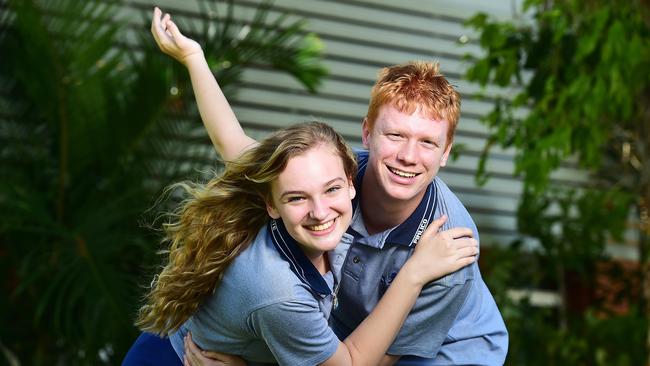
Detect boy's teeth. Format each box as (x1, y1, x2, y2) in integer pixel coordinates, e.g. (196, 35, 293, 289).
(389, 167, 416, 178)
(308, 220, 334, 231)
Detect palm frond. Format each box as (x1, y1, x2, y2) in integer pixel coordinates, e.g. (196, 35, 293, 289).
(1, 0, 327, 363)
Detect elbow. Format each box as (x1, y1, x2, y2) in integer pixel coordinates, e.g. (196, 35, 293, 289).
(342, 339, 370, 366)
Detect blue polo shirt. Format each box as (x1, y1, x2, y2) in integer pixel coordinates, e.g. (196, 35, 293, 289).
(169, 219, 349, 366)
(330, 150, 508, 365)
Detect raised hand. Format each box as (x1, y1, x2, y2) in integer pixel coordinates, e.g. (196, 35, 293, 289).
(404, 215, 478, 286)
(151, 7, 203, 66)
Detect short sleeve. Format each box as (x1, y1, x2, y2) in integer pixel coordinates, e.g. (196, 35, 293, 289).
(387, 270, 473, 358)
(247, 299, 340, 366)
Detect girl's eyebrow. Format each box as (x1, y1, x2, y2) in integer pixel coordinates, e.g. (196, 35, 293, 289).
(279, 177, 346, 199)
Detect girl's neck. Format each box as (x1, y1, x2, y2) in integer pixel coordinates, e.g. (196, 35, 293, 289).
(303, 248, 329, 274)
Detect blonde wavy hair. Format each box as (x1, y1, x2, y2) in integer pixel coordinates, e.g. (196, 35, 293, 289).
(136, 121, 357, 336)
(366, 61, 461, 145)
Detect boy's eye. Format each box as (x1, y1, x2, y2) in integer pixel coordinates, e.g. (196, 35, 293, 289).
(420, 138, 439, 148)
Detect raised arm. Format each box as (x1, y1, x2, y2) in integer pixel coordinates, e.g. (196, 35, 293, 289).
(321, 215, 478, 366)
(151, 7, 257, 161)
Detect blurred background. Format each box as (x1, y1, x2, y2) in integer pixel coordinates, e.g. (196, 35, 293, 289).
(1, 0, 648, 364)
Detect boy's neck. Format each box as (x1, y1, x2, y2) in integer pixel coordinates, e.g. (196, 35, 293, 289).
(360, 173, 425, 235)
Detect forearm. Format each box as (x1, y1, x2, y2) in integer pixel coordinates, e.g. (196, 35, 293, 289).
(342, 264, 421, 365)
(378, 354, 400, 366)
(184, 53, 256, 160)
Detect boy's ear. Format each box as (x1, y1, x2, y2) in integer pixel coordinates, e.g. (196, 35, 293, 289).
(440, 143, 453, 167)
(266, 200, 280, 219)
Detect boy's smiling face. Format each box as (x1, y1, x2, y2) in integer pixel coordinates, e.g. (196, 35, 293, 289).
(362, 104, 452, 206)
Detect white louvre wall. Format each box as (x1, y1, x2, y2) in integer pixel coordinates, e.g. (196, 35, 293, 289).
(119, 0, 637, 261)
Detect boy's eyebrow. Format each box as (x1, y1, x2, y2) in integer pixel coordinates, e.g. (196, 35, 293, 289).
(279, 177, 346, 199)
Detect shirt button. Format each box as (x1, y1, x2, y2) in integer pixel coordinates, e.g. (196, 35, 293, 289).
(352, 256, 361, 263)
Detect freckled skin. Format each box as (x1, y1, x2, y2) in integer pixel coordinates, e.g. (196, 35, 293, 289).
(361, 105, 452, 222)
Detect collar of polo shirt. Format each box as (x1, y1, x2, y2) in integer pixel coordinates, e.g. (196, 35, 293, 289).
(268, 219, 332, 297)
(348, 150, 438, 248)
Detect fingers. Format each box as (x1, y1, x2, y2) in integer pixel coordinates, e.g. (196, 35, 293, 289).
(166, 19, 184, 39)
(421, 216, 473, 240)
(201, 351, 231, 361)
(421, 214, 447, 238)
(457, 244, 479, 258)
(449, 237, 479, 249)
(151, 7, 168, 47)
(201, 351, 223, 361)
(445, 245, 477, 273)
(458, 255, 477, 268)
(151, 7, 160, 38)
(442, 226, 474, 239)
(151, 8, 171, 35)
(419, 215, 474, 243)
(185, 331, 201, 354)
(185, 335, 202, 366)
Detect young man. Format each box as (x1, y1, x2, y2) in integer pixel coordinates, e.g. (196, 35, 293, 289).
(328, 62, 508, 365)
(150, 8, 507, 365)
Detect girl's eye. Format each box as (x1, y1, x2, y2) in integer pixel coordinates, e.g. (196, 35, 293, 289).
(326, 186, 342, 194)
(286, 196, 305, 203)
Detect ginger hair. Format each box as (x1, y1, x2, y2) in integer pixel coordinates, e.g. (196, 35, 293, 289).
(366, 61, 461, 145)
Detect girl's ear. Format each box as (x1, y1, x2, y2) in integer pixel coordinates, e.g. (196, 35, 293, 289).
(266, 200, 280, 219)
(348, 178, 356, 200)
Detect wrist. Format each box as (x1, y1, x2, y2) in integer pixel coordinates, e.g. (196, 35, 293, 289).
(398, 261, 427, 289)
(182, 49, 205, 66)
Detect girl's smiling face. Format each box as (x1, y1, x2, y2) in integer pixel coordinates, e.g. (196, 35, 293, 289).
(266, 143, 355, 263)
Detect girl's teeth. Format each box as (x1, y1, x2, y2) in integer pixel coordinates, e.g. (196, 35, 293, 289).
(309, 220, 334, 231)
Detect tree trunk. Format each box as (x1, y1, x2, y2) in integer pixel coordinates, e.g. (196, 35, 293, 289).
(640, 199, 650, 366)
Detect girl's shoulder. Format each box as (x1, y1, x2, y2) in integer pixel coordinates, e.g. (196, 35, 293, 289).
(222, 228, 312, 303)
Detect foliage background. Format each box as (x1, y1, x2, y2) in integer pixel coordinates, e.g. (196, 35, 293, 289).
(465, 0, 649, 364)
(0, 0, 326, 364)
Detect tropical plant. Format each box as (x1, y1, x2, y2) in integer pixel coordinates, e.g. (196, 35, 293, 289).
(464, 0, 650, 363)
(0, 0, 326, 364)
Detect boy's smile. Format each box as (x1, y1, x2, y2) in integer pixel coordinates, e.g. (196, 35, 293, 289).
(361, 104, 452, 222)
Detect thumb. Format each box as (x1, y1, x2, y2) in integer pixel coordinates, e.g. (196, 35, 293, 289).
(422, 214, 447, 238)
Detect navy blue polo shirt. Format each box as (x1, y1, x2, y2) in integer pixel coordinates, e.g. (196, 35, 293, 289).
(330, 150, 508, 365)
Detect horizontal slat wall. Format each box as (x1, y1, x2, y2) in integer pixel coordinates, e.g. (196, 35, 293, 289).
(122, 1, 636, 259)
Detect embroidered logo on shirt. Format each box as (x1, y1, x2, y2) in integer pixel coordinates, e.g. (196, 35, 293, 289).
(411, 217, 429, 246)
